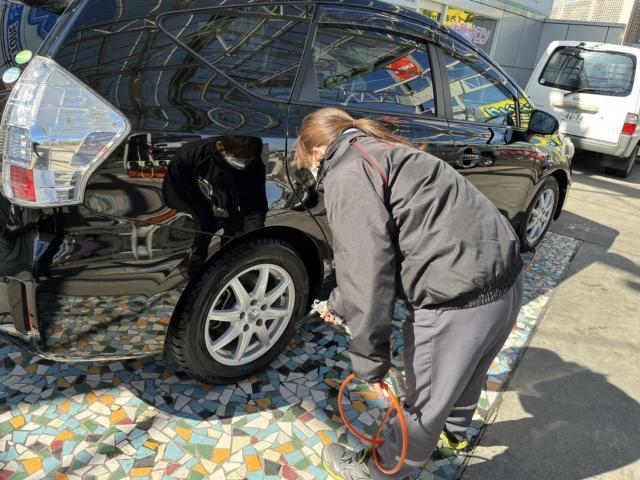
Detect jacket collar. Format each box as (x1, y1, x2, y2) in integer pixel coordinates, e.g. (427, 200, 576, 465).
(317, 128, 366, 187)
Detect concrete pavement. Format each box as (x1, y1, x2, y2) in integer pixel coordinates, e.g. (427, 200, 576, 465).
(462, 155, 640, 480)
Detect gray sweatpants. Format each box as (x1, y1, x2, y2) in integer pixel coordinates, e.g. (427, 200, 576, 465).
(368, 272, 524, 479)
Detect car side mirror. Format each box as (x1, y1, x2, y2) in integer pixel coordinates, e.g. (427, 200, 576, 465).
(528, 110, 559, 136)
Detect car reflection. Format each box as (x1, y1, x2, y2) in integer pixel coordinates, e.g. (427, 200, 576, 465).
(163, 136, 268, 276)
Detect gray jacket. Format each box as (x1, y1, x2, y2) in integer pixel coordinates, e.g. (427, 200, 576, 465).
(321, 130, 523, 382)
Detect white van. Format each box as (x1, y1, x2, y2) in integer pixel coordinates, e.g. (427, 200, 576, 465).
(526, 41, 640, 178)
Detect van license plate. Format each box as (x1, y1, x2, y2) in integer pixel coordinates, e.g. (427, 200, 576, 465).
(563, 110, 584, 123)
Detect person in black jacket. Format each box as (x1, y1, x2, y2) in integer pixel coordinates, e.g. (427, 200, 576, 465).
(296, 108, 524, 480)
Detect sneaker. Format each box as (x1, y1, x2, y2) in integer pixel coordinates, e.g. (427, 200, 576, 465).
(322, 443, 371, 480)
(438, 431, 469, 456)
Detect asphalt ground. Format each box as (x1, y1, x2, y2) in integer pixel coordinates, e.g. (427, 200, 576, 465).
(462, 155, 640, 480)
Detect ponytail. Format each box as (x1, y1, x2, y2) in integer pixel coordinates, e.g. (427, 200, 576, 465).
(296, 108, 415, 168)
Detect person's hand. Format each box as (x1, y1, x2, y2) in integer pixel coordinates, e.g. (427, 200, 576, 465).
(369, 381, 390, 401)
(320, 307, 342, 326)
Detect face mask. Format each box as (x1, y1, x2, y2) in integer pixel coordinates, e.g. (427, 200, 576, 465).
(225, 155, 248, 170)
(309, 165, 319, 181)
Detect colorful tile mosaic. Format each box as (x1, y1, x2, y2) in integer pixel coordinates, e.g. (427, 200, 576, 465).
(0, 232, 579, 480)
(35, 290, 183, 360)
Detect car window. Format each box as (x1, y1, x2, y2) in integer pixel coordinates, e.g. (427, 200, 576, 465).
(539, 46, 635, 96)
(159, 5, 312, 100)
(442, 45, 516, 126)
(312, 23, 436, 116)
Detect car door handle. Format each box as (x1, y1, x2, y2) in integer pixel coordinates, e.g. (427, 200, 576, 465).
(455, 147, 481, 168)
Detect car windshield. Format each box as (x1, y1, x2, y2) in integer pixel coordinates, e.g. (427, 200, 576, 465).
(539, 46, 636, 96)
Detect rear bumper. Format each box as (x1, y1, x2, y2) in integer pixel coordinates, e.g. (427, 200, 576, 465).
(0, 204, 182, 362)
(567, 132, 638, 158)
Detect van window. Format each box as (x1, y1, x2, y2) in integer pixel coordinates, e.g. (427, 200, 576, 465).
(539, 47, 635, 97)
(159, 5, 312, 100)
(311, 22, 436, 116)
(442, 47, 516, 125)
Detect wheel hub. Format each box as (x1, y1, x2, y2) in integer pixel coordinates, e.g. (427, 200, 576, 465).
(526, 188, 555, 245)
(204, 264, 295, 366)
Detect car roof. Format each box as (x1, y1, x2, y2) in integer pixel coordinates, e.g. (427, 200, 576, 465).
(548, 40, 640, 57)
(323, 0, 442, 29)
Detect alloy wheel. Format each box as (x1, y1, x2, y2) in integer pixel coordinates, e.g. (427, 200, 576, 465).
(526, 189, 555, 245)
(204, 264, 294, 366)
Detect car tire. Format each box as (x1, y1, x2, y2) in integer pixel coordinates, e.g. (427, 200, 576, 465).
(166, 239, 309, 383)
(519, 177, 559, 252)
(604, 144, 638, 179)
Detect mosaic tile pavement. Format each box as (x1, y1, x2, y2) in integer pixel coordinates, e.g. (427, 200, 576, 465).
(35, 290, 182, 359)
(0, 231, 580, 480)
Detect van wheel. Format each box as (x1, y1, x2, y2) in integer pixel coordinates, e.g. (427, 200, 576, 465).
(166, 239, 309, 383)
(604, 144, 638, 179)
(519, 177, 559, 252)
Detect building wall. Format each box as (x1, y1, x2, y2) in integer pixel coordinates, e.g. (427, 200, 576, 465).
(624, 0, 640, 43)
(550, 0, 635, 24)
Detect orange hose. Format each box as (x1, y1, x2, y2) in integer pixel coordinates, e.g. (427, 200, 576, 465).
(338, 373, 409, 475)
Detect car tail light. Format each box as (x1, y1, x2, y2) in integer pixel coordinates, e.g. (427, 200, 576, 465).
(621, 113, 638, 135)
(0, 56, 130, 206)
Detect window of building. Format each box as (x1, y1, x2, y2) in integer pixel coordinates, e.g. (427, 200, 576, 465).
(442, 46, 516, 125)
(159, 5, 312, 100)
(312, 22, 436, 116)
(444, 8, 497, 54)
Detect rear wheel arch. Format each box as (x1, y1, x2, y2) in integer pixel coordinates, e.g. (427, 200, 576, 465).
(168, 226, 326, 336)
(166, 238, 310, 382)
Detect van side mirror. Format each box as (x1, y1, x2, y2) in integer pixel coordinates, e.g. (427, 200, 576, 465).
(528, 110, 559, 135)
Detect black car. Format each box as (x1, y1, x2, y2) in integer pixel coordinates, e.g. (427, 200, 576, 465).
(0, 0, 571, 383)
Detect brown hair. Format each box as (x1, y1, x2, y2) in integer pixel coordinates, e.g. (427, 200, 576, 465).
(295, 107, 414, 168)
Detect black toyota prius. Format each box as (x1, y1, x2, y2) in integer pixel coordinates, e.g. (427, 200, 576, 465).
(0, 0, 572, 383)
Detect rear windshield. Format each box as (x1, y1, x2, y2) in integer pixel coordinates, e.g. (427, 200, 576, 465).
(1, 1, 64, 98)
(539, 46, 636, 97)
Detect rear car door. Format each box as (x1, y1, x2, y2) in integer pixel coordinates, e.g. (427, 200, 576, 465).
(288, 4, 455, 196)
(436, 37, 537, 221)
